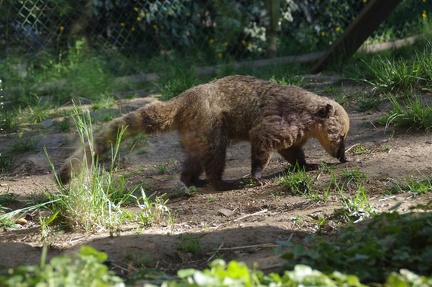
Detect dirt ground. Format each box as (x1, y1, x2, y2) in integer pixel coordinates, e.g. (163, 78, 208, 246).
(1, 76, 431, 279)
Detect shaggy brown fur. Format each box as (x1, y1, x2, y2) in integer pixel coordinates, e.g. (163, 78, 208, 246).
(58, 75, 349, 191)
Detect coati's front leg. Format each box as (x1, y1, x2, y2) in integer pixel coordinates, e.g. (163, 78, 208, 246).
(278, 146, 320, 171)
(250, 143, 272, 185)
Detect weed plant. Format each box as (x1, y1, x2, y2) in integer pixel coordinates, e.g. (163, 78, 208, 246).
(335, 184, 375, 223)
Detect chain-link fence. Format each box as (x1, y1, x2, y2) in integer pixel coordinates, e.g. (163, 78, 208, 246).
(2, 0, 430, 76)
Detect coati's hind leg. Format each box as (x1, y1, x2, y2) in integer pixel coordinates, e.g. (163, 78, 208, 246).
(180, 155, 206, 187)
(201, 142, 237, 191)
(278, 146, 319, 171)
(187, 128, 238, 191)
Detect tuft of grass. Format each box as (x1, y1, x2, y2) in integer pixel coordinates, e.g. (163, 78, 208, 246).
(341, 167, 367, 184)
(358, 41, 432, 93)
(0, 190, 18, 206)
(177, 234, 201, 254)
(124, 251, 153, 268)
(16, 97, 52, 124)
(45, 104, 172, 232)
(335, 184, 375, 223)
(356, 94, 382, 112)
(10, 136, 39, 153)
(381, 94, 432, 131)
(156, 164, 166, 175)
(389, 174, 432, 194)
(269, 74, 303, 87)
(278, 166, 314, 196)
(156, 67, 201, 101)
(135, 189, 173, 227)
(0, 156, 13, 172)
(56, 118, 71, 132)
(91, 94, 116, 111)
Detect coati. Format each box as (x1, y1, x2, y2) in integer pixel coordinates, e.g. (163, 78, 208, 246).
(58, 75, 349, 191)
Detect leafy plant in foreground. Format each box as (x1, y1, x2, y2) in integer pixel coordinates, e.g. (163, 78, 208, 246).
(2, 245, 432, 286)
(279, 212, 432, 284)
(0, 246, 123, 287)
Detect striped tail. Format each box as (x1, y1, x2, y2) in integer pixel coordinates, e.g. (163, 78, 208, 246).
(57, 100, 179, 184)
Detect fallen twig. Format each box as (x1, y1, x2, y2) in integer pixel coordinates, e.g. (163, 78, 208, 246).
(218, 243, 278, 251)
(345, 143, 360, 153)
(207, 242, 224, 262)
(233, 209, 268, 222)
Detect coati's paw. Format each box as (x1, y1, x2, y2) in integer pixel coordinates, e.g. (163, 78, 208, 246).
(304, 163, 320, 171)
(250, 177, 271, 187)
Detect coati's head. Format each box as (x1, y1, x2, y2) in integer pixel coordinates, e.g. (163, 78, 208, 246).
(311, 99, 349, 163)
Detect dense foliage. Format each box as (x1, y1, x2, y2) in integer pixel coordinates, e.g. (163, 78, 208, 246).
(280, 211, 432, 284)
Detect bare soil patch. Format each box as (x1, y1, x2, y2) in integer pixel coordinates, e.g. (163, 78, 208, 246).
(1, 78, 431, 277)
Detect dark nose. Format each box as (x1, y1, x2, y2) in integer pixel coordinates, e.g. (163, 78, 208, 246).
(337, 141, 348, 163)
(338, 152, 348, 163)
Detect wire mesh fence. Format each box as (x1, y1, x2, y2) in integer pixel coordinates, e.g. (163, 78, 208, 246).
(2, 0, 430, 75)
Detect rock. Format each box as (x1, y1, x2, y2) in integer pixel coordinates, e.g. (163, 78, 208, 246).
(40, 119, 54, 129)
(217, 208, 235, 217)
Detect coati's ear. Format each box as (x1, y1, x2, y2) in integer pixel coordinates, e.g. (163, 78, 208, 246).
(316, 103, 333, 118)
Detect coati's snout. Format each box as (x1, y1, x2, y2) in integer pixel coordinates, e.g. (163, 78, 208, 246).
(335, 136, 348, 163)
(320, 135, 348, 163)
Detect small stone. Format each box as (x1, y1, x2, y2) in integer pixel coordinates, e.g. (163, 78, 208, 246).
(217, 208, 234, 217)
(40, 119, 54, 129)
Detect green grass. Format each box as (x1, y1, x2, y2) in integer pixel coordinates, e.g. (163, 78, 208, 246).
(55, 118, 71, 132)
(345, 40, 432, 94)
(335, 184, 375, 223)
(177, 234, 201, 254)
(356, 93, 383, 112)
(380, 94, 432, 131)
(278, 166, 314, 196)
(0, 156, 13, 172)
(10, 136, 39, 153)
(389, 173, 432, 194)
(341, 167, 367, 184)
(156, 66, 203, 101)
(43, 104, 172, 232)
